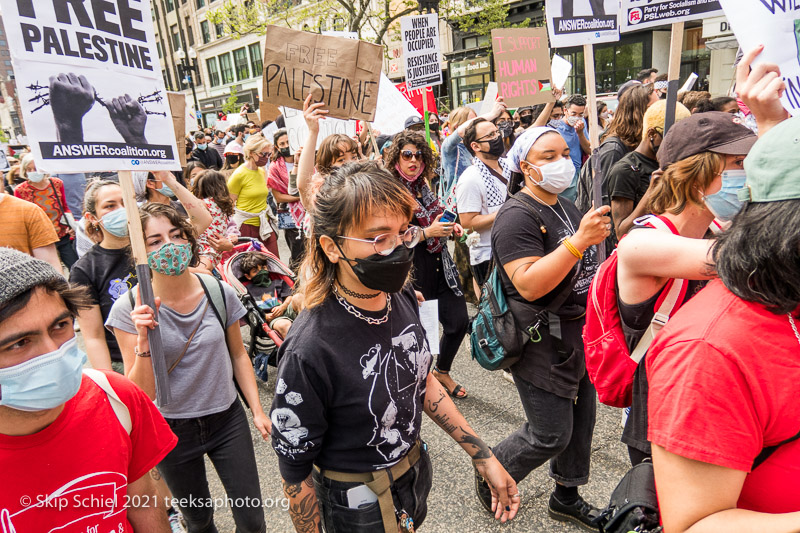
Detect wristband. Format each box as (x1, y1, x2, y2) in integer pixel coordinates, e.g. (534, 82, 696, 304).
(562, 237, 583, 259)
(135, 346, 152, 358)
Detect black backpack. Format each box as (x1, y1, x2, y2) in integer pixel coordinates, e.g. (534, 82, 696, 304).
(575, 137, 629, 214)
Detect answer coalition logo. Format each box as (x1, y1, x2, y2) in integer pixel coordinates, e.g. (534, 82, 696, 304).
(131, 160, 140, 165)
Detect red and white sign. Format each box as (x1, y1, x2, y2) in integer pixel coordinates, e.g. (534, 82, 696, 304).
(396, 83, 438, 117)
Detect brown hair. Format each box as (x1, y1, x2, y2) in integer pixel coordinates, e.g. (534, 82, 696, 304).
(302, 161, 416, 309)
(191, 170, 235, 217)
(239, 251, 269, 276)
(316, 134, 359, 176)
(83, 179, 123, 243)
(183, 161, 207, 184)
(678, 91, 712, 113)
(138, 203, 201, 268)
(383, 131, 435, 182)
(270, 128, 289, 163)
(602, 84, 652, 148)
(647, 151, 724, 215)
(0, 278, 93, 325)
(5, 164, 20, 189)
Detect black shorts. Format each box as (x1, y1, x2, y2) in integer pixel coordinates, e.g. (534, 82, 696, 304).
(471, 260, 492, 287)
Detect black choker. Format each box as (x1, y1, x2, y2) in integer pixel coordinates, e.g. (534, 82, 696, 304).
(337, 282, 381, 299)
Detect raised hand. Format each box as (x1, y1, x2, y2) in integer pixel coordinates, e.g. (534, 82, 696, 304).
(736, 45, 790, 136)
(108, 94, 148, 144)
(50, 73, 95, 142)
(302, 93, 329, 133)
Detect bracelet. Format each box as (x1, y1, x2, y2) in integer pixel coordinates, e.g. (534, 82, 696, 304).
(422, 228, 427, 240)
(134, 346, 152, 358)
(562, 237, 583, 260)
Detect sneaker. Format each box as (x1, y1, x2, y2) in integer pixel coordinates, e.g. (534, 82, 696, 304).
(502, 369, 515, 385)
(548, 493, 601, 532)
(167, 507, 186, 533)
(474, 467, 494, 514)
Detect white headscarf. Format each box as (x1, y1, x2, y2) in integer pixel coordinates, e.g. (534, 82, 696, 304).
(505, 126, 560, 173)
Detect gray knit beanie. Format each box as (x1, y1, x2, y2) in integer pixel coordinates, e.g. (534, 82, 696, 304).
(0, 248, 65, 307)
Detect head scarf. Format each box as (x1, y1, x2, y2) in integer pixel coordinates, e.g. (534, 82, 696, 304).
(505, 126, 560, 173)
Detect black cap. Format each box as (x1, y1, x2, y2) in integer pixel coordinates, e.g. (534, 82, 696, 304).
(657, 111, 757, 169)
(405, 116, 424, 129)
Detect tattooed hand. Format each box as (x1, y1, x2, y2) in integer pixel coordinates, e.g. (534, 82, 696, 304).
(474, 455, 520, 523)
(282, 476, 322, 533)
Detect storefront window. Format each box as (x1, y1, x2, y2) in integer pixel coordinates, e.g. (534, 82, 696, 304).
(681, 26, 711, 91)
(449, 56, 491, 107)
(560, 35, 648, 95)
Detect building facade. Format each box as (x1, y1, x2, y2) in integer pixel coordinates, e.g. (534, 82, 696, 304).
(0, 14, 25, 142)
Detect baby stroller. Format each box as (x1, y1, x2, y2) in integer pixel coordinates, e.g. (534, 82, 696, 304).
(218, 238, 295, 380)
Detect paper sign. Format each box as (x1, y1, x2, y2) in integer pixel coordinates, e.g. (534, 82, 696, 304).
(400, 14, 443, 90)
(261, 26, 382, 121)
(491, 28, 554, 108)
(262, 122, 279, 140)
(322, 30, 359, 40)
(546, 0, 619, 47)
(246, 113, 260, 125)
(396, 83, 439, 117)
(260, 102, 282, 122)
(480, 82, 499, 115)
(281, 106, 356, 153)
(214, 119, 229, 132)
(372, 74, 421, 135)
(680, 73, 699, 93)
(551, 54, 573, 90)
(620, 0, 722, 33)
(168, 93, 187, 167)
(718, 0, 800, 116)
(0, 0, 181, 172)
(418, 300, 440, 355)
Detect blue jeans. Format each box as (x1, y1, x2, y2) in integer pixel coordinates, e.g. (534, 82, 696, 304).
(158, 400, 266, 533)
(493, 372, 596, 486)
(312, 446, 433, 533)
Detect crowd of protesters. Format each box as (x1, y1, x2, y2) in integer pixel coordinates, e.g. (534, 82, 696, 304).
(1, 44, 798, 533)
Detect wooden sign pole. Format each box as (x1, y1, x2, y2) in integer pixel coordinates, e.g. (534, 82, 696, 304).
(663, 22, 685, 136)
(365, 122, 380, 158)
(584, 43, 606, 261)
(118, 171, 171, 405)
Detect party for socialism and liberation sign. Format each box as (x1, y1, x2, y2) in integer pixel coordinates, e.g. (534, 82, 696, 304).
(0, 0, 180, 172)
(619, 0, 723, 32)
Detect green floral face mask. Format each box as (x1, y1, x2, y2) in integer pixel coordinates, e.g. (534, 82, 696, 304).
(252, 269, 272, 288)
(147, 242, 192, 276)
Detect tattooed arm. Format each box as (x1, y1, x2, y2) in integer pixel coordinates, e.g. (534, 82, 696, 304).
(423, 373, 520, 523)
(282, 475, 322, 533)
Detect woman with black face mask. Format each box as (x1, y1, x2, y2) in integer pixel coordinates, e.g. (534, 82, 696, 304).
(385, 132, 471, 400)
(271, 160, 519, 533)
(268, 128, 306, 270)
(493, 109, 517, 156)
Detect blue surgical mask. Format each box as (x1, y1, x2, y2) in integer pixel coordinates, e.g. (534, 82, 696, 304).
(703, 169, 747, 222)
(159, 182, 177, 199)
(196, 143, 208, 151)
(0, 336, 86, 412)
(100, 207, 129, 238)
(244, 134, 251, 141)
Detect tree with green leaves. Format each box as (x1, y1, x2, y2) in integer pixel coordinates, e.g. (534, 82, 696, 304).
(206, 0, 526, 48)
(222, 85, 240, 115)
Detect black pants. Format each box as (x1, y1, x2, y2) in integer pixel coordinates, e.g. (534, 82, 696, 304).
(493, 373, 596, 486)
(283, 228, 305, 272)
(158, 400, 266, 533)
(412, 249, 469, 373)
(55, 234, 78, 269)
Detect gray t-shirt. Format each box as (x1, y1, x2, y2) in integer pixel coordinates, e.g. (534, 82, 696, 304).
(106, 279, 247, 419)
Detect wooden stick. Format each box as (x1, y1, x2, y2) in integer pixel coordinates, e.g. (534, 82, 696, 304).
(584, 43, 606, 262)
(365, 122, 380, 158)
(664, 22, 685, 136)
(118, 170, 171, 406)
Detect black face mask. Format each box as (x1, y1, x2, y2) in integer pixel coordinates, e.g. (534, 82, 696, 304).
(519, 114, 533, 127)
(482, 135, 505, 158)
(280, 147, 292, 158)
(336, 243, 415, 293)
(498, 122, 514, 138)
(429, 123, 440, 132)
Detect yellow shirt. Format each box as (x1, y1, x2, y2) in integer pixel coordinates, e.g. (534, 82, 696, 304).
(227, 165, 268, 226)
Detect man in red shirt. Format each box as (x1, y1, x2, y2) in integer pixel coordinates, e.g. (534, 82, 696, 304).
(0, 248, 178, 532)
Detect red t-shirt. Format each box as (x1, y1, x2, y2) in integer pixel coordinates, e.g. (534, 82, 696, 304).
(0, 371, 177, 532)
(647, 279, 800, 513)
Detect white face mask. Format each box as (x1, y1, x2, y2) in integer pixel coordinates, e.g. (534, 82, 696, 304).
(27, 171, 46, 183)
(566, 116, 580, 127)
(527, 157, 575, 194)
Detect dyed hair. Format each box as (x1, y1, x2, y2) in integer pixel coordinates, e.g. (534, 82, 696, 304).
(316, 134, 359, 176)
(192, 170, 235, 217)
(83, 179, 123, 243)
(647, 152, 724, 215)
(384, 131, 435, 181)
(138, 203, 200, 268)
(243, 134, 271, 162)
(301, 161, 416, 308)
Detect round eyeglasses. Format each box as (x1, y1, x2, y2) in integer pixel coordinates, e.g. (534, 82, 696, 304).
(338, 226, 421, 256)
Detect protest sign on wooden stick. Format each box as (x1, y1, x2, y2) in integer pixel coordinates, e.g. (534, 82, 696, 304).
(491, 28, 553, 108)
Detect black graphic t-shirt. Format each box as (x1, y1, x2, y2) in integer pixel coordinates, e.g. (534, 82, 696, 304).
(271, 286, 432, 483)
(70, 245, 137, 362)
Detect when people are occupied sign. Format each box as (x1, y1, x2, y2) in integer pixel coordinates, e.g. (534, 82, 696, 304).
(400, 14, 442, 91)
(0, 0, 181, 172)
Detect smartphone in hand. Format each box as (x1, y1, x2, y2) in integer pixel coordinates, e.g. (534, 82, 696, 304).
(440, 209, 457, 224)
